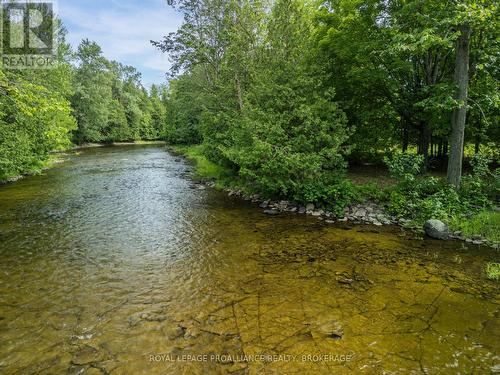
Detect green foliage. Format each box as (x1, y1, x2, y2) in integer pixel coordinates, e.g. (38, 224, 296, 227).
(387, 177, 463, 222)
(1, 27, 165, 182)
(320, 180, 357, 218)
(485, 262, 500, 281)
(72, 40, 167, 144)
(354, 182, 392, 203)
(315, 0, 498, 167)
(381, 150, 495, 223)
(163, 73, 202, 144)
(384, 153, 425, 181)
(156, 0, 351, 209)
(469, 153, 491, 177)
(461, 153, 497, 207)
(451, 211, 500, 243)
(171, 145, 231, 183)
(0, 57, 76, 181)
(386, 152, 496, 225)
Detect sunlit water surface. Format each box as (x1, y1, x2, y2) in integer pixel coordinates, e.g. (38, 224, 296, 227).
(0, 145, 498, 374)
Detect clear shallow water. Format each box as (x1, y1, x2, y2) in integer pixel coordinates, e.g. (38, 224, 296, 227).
(0, 145, 498, 374)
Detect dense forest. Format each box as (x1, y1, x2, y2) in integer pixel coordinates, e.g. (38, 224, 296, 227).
(0, 0, 498, 237)
(0, 22, 168, 182)
(154, 0, 498, 234)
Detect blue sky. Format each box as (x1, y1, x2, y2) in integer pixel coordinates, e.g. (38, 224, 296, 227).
(59, 0, 183, 87)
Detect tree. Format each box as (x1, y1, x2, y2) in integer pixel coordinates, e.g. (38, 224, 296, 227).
(71, 40, 113, 143)
(447, 24, 471, 188)
(0, 18, 76, 180)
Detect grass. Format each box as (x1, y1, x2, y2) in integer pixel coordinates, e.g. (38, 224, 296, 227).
(170, 144, 232, 184)
(485, 262, 500, 281)
(451, 211, 500, 243)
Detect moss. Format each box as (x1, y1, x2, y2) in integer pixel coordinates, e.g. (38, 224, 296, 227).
(451, 211, 500, 244)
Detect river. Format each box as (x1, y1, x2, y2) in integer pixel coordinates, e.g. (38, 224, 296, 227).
(0, 145, 498, 374)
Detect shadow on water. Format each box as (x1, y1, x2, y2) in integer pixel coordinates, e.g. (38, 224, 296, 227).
(0, 145, 498, 374)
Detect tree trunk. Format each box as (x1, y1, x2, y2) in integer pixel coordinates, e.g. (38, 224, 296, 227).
(447, 24, 471, 188)
(475, 122, 481, 154)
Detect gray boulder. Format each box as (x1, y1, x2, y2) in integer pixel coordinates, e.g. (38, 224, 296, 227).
(263, 209, 280, 216)
(424, 219, 449, 240)
(259, 200, 269, 208)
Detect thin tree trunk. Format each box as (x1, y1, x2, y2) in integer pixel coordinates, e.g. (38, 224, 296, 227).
(475, 122, 481, 154)
(447, 24, 471, 188)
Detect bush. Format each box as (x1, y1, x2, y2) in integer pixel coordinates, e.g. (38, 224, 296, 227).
(469, 153, 491, 177)
(387, 174, 469, 223)
(384, 153, 424, 181)
(385, 152, 496, 225)
(460, 153, 496, 208)
(354, 182, 392, 202)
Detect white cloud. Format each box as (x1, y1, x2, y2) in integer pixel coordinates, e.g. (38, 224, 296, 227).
(59, 0, 182, 86)
(143, 53, 171, 71)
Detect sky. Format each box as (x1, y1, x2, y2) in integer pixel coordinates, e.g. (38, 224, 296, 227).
(59, 0, 183, 87)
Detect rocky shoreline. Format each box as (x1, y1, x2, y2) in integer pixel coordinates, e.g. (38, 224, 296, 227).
(189, 180, 499, 249)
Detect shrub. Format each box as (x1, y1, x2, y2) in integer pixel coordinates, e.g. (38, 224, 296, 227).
(469, 153, 491, 177)
(384, 153, 424, 181)
(354, 182, 392, 202)
(460, 153, 496, 208)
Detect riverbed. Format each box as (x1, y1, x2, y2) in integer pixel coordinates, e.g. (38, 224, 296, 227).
(0, 145, 498, 374)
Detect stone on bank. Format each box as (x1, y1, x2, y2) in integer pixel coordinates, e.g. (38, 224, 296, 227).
(424, 219, 449, 240)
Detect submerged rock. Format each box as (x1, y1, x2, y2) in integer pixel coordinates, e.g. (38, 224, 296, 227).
(263, 209, 280, 216)
(424, 219, 449, 240)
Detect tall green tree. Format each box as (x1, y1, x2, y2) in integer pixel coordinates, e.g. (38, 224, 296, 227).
(0, 19, 76, 180)
(71, 40, 113, 143)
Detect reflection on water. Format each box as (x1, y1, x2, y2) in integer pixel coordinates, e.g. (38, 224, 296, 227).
(0, 145, 498, 374)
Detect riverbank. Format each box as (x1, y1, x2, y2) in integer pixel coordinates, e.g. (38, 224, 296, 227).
(0, 141, 167, 185)
(71, 140, 166, 150)
(169, 144, 499, 250)
(1, 144, 498, 374)
(0, 154, 67, 185)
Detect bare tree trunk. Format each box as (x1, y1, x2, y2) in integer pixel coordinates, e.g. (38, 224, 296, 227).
(447, 24, 471, 189)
